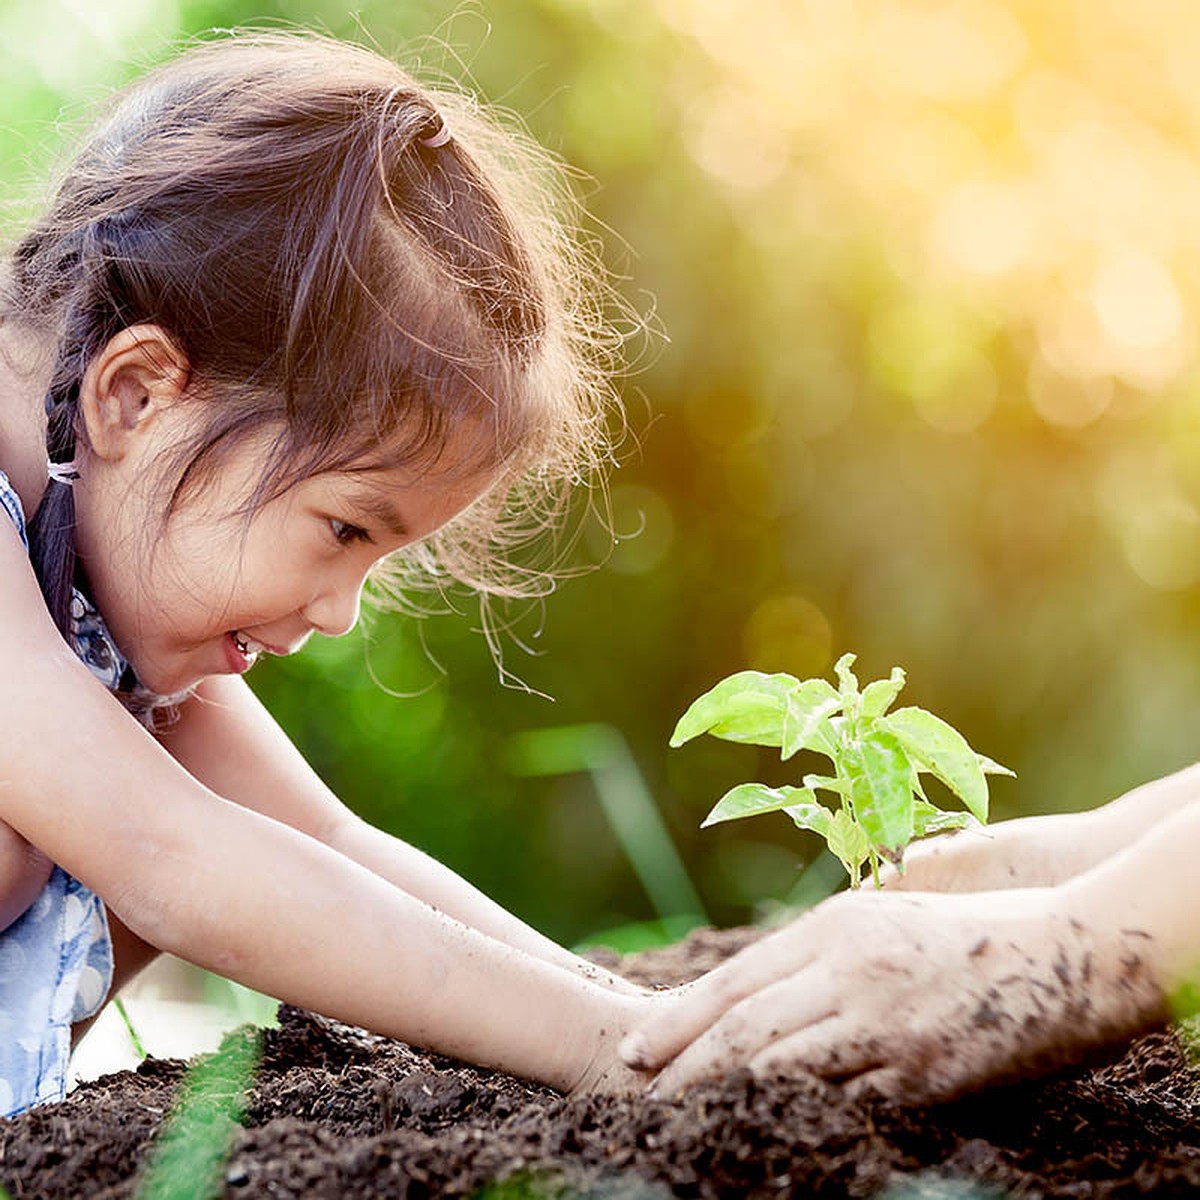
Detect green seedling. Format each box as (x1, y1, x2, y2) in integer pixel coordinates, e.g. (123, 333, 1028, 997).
(671, 653, 1013, 888)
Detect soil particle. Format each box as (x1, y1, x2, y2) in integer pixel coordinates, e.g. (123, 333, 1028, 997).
(2, 926, 1200, 1198)
(972, 993, 1005, 1030)
(1052, 947, 1071, 990)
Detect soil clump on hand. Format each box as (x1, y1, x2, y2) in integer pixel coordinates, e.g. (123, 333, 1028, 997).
(2, 926, 1198, 1198)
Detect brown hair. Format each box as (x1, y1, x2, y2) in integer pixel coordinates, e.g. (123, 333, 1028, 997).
(1, 31, 620, 687)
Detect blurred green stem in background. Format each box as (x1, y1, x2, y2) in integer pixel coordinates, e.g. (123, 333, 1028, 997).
(113, 996, 148, 1061)
(506, 723, 708, 927)
(134, 1027, 262, 1200)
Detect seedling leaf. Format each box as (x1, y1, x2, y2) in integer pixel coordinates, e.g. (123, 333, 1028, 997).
(979, 753, 1016, 777)
(700, 783, 816, 828)
(670, 671, 798, 748)
(912, 799, 979, 837)
(803, 773, 849, 796)
(861, 667, 906, 719)
(678, 653, 1010, 889)
(781, 680, 842, 759)
(844, 728, 915, 851)
(783, 801, 833, 838)
(834, 653, 859, 701)
(882, 706, 989, 822)
(827, 807, 870, 880)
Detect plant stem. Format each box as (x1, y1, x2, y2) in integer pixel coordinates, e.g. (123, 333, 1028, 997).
(114, 996, 148, 1061)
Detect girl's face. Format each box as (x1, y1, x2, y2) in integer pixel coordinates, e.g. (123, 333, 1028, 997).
(73, 411, 495, 697)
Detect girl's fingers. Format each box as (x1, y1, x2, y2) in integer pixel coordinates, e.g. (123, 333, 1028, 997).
(617, 974, 739, 1072)
(644, 970, 833, 1096)
(619, 926, 823, 1071)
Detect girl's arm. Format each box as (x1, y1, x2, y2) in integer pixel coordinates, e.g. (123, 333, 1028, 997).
(0, 825, 52, 931)
(156, 675, 642, 995)
(879, 762, 1200, 893)
(0, 534, 647, 1092)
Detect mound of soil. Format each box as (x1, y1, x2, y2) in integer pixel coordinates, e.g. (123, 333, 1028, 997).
(3, 927, 1200, 1198)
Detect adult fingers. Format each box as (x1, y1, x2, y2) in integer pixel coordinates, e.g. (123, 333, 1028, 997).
(842, 1067, 910, 1103)
(645, 970, 835, 1097)
(747, 1017, 886, 1087)
(754, 1024, 980, 1106)
(619, 919, 825, 1072)
(843, 1062, 976, 1105)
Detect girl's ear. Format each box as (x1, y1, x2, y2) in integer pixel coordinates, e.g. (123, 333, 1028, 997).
(79, 325, 191, 461)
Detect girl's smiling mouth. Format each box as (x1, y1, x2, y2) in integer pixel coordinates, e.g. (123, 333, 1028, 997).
(226, 631, 259, 673)
(227, 630, 304, 673)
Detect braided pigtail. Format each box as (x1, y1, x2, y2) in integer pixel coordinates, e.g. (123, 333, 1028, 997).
(21, 214, 128, 643)
(27, 375, 81, 640)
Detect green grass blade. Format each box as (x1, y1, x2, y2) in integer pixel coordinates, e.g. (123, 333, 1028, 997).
(134, 1027, 262, 1200)
(114, 995, 148, 1060)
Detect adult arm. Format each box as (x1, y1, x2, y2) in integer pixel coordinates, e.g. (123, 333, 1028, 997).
(617, 798, 1200, 1102)
(156, 674, 641, 995)
(878, 762, 1200, 893)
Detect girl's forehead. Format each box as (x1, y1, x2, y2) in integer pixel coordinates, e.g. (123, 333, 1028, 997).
(311, 456, 498, 523)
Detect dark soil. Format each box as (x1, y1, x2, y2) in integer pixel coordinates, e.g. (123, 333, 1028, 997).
(3, 926, 1200, 1198)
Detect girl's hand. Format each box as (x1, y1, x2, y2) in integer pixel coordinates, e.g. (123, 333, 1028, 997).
(619, 888, 1165, 1104)
(568, 989, 667, 1098)
(876, 810, 1107, 893)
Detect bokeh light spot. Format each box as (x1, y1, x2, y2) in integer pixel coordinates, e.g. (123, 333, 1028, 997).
(1027, 355, 1113, 428)
(742, 594, 832, 679)
(683, 85, 790, 192)
(587, 483, 675, 576)
(868, 300, 998, 432)
(865, 0, 1027, 102)
(1090, 250, 1189, 389)
(931, 179, 1036, 277)
(1097, 454, 1200, 591)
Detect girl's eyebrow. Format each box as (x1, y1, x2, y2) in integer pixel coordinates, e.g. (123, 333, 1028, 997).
(343, 485, 411, 538)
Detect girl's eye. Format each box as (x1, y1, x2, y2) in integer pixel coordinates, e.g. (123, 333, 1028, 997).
(330, 519, 371, 546)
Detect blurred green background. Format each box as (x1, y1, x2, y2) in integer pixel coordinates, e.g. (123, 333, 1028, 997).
(6, 0, 1200, 946)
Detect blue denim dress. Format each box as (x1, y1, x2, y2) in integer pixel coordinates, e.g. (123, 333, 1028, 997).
(0, 470, 116, 1117)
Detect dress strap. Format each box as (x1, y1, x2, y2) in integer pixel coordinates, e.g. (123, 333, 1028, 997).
(0, 470, 30, 551)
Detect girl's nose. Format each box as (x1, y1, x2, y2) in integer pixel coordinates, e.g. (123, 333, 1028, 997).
(302, 575, 364, 638)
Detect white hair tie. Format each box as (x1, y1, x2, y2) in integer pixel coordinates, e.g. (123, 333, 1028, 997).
(47, 460, 80, 486)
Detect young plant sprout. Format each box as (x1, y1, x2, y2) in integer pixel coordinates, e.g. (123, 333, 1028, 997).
(671, 654, 1014, 887)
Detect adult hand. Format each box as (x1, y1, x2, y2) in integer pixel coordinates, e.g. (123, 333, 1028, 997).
(620, 887, 1165, 1104)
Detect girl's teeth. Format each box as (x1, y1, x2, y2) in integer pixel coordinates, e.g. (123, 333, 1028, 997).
(233, 632, 262, 657)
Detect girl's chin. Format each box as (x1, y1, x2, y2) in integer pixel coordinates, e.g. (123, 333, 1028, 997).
(124, 638, 245, 698)
(125, 654, 204, 699)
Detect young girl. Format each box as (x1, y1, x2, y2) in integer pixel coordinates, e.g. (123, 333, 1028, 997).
(0, 30, 663, 1117)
